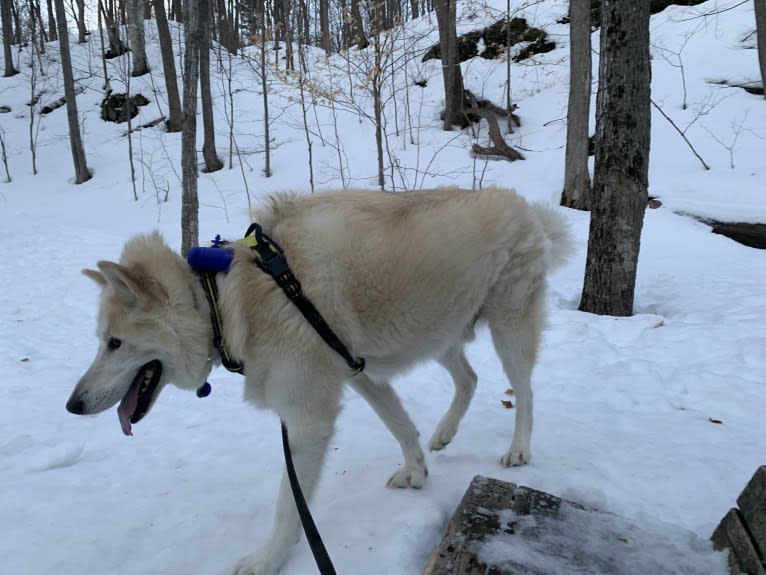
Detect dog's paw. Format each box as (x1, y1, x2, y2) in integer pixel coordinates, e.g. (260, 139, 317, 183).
(427, 420, 458, 452)
(229, 552, 281, 575)
(500, 447, 531, 467)
(386, 461, 428, 489)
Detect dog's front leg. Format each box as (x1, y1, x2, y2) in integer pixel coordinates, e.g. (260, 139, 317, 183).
(231, 410, 339, 575)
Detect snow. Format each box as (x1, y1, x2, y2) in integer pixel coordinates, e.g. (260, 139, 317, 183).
(1, 1, 765, 574)
(477, 503, 728, 575)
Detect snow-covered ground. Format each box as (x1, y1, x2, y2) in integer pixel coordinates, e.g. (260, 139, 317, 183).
(1, 1, 764, 573)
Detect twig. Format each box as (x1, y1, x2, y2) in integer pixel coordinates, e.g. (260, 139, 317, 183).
(651, 99, 710, 170)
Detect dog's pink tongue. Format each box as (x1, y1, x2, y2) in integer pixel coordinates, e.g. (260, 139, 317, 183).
(117, 382, 139, 437)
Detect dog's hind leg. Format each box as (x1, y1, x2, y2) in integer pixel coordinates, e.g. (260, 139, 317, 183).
(428, 344, 478, 452)
(487, 285, 546, 467)
(231, 402, 340, 575)
(348, 373, 428, 489)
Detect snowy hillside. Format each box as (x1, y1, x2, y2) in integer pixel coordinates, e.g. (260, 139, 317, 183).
(1, 1, 764, 574)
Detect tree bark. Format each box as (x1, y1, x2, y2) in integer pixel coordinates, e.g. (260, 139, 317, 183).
(127, 0, 149, 75)
(154, 0, 183, 131)
(350, 0, 368, 49)
(755, 0, 766, 99)
(319, 0, 330, 54)
(181, 0, 201, 256)
(200, 0, 223, 172)
(1, 0, 18, 76)
(46, 0, 56, 41)
(579, 0, 650, 317)
(74, 0, 86, 43)
(54, 0, 90, 183)
(561, 0, 592, 210)
(434, 0, 465, 129)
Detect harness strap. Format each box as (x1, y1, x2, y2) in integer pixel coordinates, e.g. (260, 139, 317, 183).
(243, 223, 365, 375)
(197, 270, 244, 375)
(281, 420, 337, 575)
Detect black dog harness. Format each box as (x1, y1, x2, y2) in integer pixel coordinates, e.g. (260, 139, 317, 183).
(188, 224, 364, 575)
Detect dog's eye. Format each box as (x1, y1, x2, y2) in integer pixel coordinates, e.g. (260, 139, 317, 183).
(107, 337, 122, 351)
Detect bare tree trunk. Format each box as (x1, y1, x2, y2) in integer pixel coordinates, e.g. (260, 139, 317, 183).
(280, 0, 293, 70)
(154, 0, 183, 131)
(434, 0, 465, 129)
(1, 0, 18, 76)
(350, 0, 367, 49)
(260, 8, 271, 177)
(561, 0, 592, 210)
(371, 0, 385, 188)
(54, 0, 91, 183)
(756, 0, 766, 99)
(319, 0, 330, 54)
(200, 0, 223, 172)
(580, 0, 650, 317)
(46, 0, 56, 41)
(100, 0, 127, 57)
(127, 0, 149, 75)
(74, 0, 86, 43)
(181, 0, 201, 256)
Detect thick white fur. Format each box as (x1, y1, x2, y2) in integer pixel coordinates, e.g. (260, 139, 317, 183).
(67, 187, 571, 575)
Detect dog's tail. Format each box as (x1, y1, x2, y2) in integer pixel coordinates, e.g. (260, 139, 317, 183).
(534, 204, 574, 271)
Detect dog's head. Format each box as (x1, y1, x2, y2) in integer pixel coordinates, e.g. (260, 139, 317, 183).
(66, 233, 214, 435)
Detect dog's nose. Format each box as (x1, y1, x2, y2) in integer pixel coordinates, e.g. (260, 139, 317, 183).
(66, 397, 85, 414)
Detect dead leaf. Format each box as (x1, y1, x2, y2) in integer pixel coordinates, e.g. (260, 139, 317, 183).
(618, 536, 629, 544)
(501, 400, 514, 409)
(708, 417, 723, 424)
(20, 357, 29, 362)
(653, 320, 665, 328)
(504, 388, 514, 396)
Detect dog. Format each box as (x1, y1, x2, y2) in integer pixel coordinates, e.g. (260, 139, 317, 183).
(66, 187, 571, 575)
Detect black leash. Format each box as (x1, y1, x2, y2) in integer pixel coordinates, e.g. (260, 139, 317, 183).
(189, 225, 366, 575)
(281, 420, 337, 575)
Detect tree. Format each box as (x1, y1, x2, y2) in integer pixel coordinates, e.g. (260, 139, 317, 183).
(434, 0, 465, 129)
(45, 0, 56, 41)
(579, 0, 650, 316)
(756, 0, 766, 99)
(349, 0, 368, 49)
(1, 0, 18, 76)
(127, 0, 149, 76)
(181, 0, 201, 256)
(54, 0, 91, 183)
(200, 0, 223, 172)
(154, 0, 183, 131)
(561, 0, 592, 210)
(73, 0, 86, 43)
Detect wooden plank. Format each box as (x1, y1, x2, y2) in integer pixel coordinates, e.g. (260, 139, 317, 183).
(422, 476, 564, 575)
(737, 466, 766, 555)
(712, 508, 766, 575)
(423, 475, 724, 575)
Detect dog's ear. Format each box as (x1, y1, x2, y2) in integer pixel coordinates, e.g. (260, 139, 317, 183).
(96, 261, 142, 305)
(82, 268, 107, 288)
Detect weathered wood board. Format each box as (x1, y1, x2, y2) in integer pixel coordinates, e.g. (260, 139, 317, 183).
(712, 465, 766, 575)
(423, 475, 726, 575)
